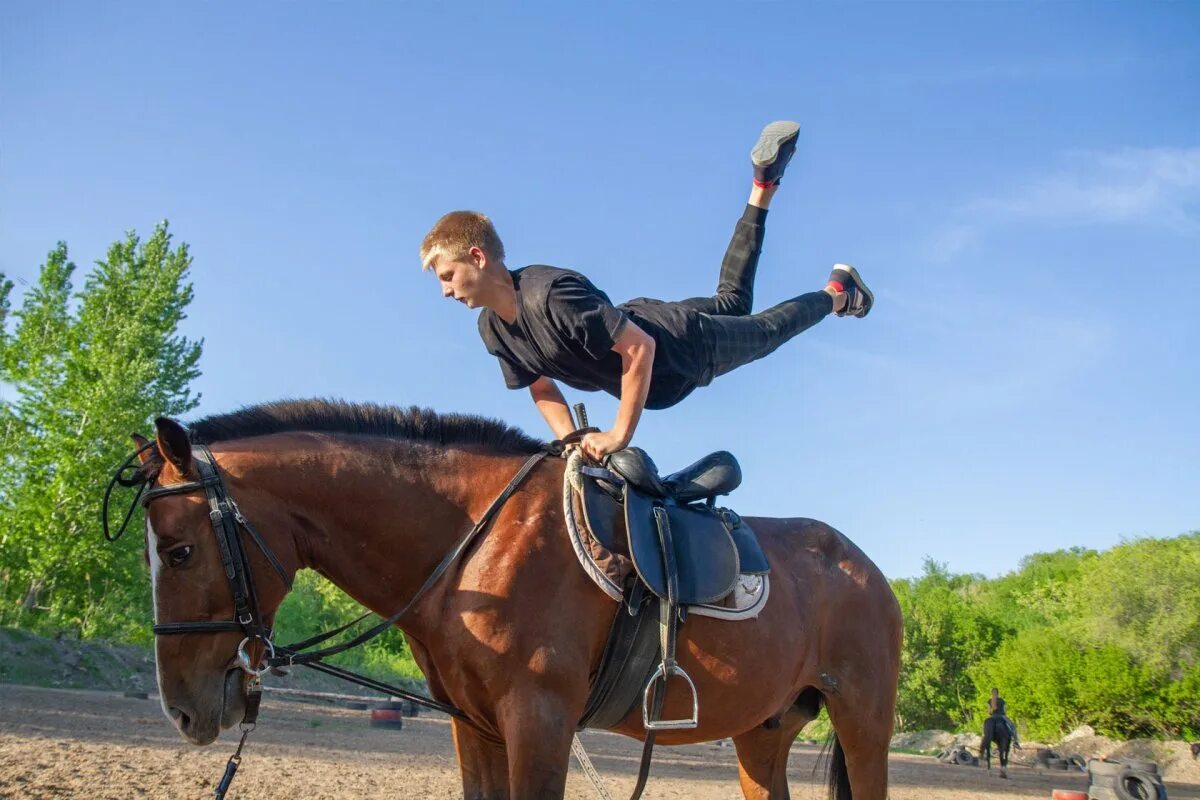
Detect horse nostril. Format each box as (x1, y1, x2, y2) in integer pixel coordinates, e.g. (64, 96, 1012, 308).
(168, 705, 192, 731)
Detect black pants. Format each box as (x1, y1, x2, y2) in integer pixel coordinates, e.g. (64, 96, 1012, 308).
(671, 204, 832, 385)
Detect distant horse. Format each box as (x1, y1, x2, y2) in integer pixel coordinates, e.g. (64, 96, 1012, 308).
(124, 400, 902, 799)
(981, 713, 1014, 778)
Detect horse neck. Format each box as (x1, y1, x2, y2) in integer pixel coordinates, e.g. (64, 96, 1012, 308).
(222, 434, 532, 635)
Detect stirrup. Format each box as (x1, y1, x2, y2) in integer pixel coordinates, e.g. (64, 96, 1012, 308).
(641, 663, 699, 730)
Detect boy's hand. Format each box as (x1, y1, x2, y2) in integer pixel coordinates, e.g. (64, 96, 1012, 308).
(580, 429, 628, 461)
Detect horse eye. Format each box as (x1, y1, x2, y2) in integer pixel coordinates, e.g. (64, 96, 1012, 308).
(167, 545, 193, 568)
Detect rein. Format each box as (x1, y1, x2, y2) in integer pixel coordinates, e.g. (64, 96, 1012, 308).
(104, 441, 550, 799)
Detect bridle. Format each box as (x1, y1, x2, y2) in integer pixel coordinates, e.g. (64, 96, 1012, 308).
(141, 444, 291, 674)
(105, 441, 298, 798)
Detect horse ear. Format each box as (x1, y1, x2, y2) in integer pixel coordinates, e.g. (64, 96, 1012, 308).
(154, 417, 193, 474)
(131, 433, 155, 465)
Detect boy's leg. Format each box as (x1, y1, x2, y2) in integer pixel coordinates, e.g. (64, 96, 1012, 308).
(698, 264, 874, 383)
(673, 122, 801, 316)
(672, 203, 769, 316)
(700, 291, 834, 382)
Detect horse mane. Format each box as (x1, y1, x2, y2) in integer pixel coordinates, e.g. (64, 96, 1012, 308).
(187, 399, 545, 455)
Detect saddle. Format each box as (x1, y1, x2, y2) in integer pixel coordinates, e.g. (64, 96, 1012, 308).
(581, 448, 769, 603)
(566, 446, 770, 734)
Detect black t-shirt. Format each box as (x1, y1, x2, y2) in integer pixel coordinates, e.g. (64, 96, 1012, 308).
(476, 266, 709, 410)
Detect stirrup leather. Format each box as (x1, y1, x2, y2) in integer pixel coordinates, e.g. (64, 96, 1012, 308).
(640, 504, 699, 731)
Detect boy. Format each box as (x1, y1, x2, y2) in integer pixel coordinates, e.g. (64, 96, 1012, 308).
(421, 121, 872, 461)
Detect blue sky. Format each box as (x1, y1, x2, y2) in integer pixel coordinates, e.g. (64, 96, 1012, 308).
(2, 3, 1197, 580)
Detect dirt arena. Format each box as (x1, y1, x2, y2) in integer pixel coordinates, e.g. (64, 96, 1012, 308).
(1, 685, 1196, 799)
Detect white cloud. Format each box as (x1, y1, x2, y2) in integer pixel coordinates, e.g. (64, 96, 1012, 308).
(928, 147, 1200, 260)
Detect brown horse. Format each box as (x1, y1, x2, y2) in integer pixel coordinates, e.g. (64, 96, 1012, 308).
(132, 400, 901, 799)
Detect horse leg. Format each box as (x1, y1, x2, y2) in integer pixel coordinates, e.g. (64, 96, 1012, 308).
(452, 719, 510, 800)
(732, 694, 820, 800)
(824, 693, 894, 800)
(497, 693, 575, 799)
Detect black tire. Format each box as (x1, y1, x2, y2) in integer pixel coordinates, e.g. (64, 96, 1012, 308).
(956, 749, 975, 765)
(1069, 755, 1088, 771)
(1114, 769, 1162, 800)
(343, 700, 370, 711)
(401, 700, 419, 717)
(122, 690, 149, 700)
(1036, 748, 1058, 765)
(1046, 757, 1069, 769)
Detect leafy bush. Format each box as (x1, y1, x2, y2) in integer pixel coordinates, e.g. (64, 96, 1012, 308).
(894, 534, 1200, 739)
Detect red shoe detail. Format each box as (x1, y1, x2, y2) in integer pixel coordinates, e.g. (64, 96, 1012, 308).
(827, 280, 845, 293)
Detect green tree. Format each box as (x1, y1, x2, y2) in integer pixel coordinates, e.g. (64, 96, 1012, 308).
(898, 538, 1200, 740)
(0, 225, 202, 639)
(971, 627, 1148, 740)
(1070, 535, 1200, 676)
(271, 572, 424, 684)
(892, 559, 1007, 730)
(978, 547, 1096, 631)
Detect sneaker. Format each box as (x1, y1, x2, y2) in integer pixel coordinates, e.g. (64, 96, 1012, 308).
(751, 121, 801, 186)
(828, 264, 874, 318)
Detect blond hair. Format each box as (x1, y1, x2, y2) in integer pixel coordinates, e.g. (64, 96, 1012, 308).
(419, 210, 506, 270)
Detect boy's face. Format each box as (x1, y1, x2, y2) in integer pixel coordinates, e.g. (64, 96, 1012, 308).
(433, 254, 484, 309)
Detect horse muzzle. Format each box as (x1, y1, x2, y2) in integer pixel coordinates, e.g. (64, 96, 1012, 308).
(163, 667, 247, 745)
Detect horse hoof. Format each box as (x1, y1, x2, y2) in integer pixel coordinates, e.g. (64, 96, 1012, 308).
(1000, 770, 1008, 779)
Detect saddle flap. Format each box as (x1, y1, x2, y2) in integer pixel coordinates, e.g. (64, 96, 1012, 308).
(625, 487, 740, 606)
(724, 513, 769, 575)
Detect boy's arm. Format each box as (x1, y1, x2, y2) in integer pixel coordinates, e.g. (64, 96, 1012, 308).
(528, 376, 577, 440)
(580, 321, 655, 461)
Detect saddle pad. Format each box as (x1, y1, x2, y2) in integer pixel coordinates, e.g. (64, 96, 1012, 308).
(625, 488, 739, 606)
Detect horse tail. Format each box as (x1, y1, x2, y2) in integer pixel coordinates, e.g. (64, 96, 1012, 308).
(826, 732, 852, 800)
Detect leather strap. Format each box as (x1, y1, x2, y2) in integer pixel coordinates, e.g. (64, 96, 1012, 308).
(629, 698, 663, 800)
(271, 450, 549, 667)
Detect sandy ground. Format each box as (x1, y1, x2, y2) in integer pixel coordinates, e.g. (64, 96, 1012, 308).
(1, 684, 1197, 800)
